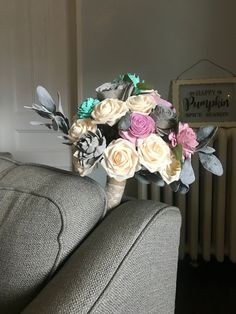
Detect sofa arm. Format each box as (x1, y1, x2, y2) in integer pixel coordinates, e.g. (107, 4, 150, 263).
(22, 200, 181, 314)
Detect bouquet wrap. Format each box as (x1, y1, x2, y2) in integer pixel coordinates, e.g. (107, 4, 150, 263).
(105, 178, 126, 212)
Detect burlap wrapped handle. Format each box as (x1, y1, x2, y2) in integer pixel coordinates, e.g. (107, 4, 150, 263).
(105, 177, 126, 213)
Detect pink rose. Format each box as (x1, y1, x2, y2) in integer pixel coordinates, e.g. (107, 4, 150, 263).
(150, 93, 176, 112)
(169, 122, 198, 158)
(119, 112, 155, 144)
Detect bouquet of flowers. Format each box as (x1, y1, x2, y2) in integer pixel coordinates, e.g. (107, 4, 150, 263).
(25, 73, 223, 210)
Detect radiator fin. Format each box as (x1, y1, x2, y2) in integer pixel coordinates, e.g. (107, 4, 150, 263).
(139, 128, 236, 262)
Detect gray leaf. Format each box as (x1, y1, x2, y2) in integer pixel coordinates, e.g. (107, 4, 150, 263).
(25, 104, 53, 119)
(178, 182, 189, 194)
(36, 86, 56, 113)
(180, 158, 195, 185)
(57, 91, 64, 115)
(197, 146, 215, 154)
(53, 115, 69, 134)
(120, 83, 134, 101)
(30, 121, 53, 129)
(198, 152, 223, 176)
(135, 171, 165, 186)
(118, 112, 131, 130)
(52, 119, 59, 131)
(30, 121, 45, 126)
(147, 172, 165, 186)
(170, 181, 180, 192)
(155, 118, 178, 131)
(196, 126, 218, 149)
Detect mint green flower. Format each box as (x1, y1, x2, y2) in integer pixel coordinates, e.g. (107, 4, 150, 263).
(77, 98, 100, 119)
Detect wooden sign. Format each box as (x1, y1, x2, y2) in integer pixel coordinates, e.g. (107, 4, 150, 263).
(172, 78, 236, 127)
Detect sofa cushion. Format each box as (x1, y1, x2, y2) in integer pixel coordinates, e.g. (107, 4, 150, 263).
(0, 156, 16, 177)
(0, 157, 107, 313)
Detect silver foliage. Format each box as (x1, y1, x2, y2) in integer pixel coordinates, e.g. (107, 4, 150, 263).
(75, 129, 106, 171)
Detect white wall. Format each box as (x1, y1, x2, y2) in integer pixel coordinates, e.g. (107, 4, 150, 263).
(81, 0, 236, 99)
(0, 0, 77, 170)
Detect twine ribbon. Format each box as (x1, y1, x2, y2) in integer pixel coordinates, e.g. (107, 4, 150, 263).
(176, 58, 236, 80)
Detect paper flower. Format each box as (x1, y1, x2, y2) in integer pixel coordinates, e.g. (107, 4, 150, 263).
(150, 93, 175, 111)
(73, 130, 106, 176)
(119, 112, 155, 144)
(68, 118, 97, 143)
(77, 98, 100, 119)
(160, 155, 182, 184)
(91, 98, 128, 126)
(101, 138, 140, 181)
(27, 73, 223, 197)
(126, 95, 156, 114)
(137, 134, 171, 173)
(151, 104, 177, 136)
(169, 122, 198, 158)
(96, 81, 134, 101)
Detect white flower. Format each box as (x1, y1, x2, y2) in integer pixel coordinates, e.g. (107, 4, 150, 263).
(160, 155, 181, 184)
(137, 134, 171, 173)
(68, 118, 97, 143)
(126, 95, 156, 114)
(91, 98, 128, 126)
(101, 138, 140, 181)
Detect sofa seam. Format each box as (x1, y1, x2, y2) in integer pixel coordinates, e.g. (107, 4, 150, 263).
(88, 203, 180, 313)
(0, 164, 19, 181)
(0, 186, 65, 278)
(1, 162, 107, 218)
(0, 157, 20, 165)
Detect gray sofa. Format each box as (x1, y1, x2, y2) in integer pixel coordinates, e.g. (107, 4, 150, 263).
(0, 156, 181, 314)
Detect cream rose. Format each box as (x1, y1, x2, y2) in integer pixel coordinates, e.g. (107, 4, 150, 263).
(126, 95, 156, 114)
(68, 118, 97, 142)
(91, 98, 128, 126)
(101, 138, 140, 181)
(137, 134, 171, 173)
(160, 155, 181, 184)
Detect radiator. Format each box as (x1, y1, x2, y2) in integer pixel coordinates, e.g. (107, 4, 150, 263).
(138, 128, 236, 262)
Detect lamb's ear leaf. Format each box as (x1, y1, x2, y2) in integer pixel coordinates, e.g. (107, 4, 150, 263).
(197, 146, 215, 154)
(25, 104, 53, 119)
(170, 181, 180, 192)
(57, 91, 64, 115)
(36, 86, 56, 113)
(135, 171, 165, 187)
(53, 115, 69, 134)
(178, 182, 189, 194)
(30, 121, 53, 129)
(52, 119, 59, 131)
(147, 172, 165, 187)
(118, 112, 131, 130)
(180, 158, 195, 185)
(198, 152, 223, 176)
(196, 126, 218, 149)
